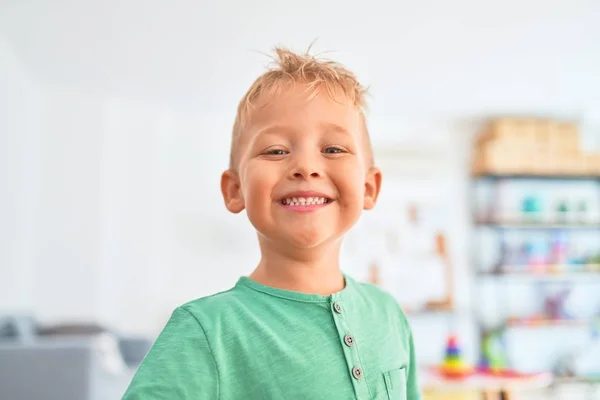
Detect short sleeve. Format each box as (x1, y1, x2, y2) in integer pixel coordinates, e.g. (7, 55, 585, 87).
(396, 306, 421, 400)
(122, 307, 219, 399)
(405, 326, 421, 400)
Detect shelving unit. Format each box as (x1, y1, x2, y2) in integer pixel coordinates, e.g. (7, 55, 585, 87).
(472, 172, 600, 380)
(469, 117, 600, 398)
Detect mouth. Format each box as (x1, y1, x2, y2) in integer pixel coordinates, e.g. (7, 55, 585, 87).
(277, 192, 334, 211)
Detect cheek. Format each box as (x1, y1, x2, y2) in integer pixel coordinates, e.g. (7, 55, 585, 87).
(242, 164, 277, 212)
(336, 165, 366, 204)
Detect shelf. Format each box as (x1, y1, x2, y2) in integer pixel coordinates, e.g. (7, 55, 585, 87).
(553, 376, 600, 384)
(476, 221, 600, 230)
(478, 265, 600, 282)
(479, 274, 600, 283)
(506, 318, 590, 328)
(501, 264, 600, 273)
(474, 174, 600, 181)
(405, 309, 457, 317)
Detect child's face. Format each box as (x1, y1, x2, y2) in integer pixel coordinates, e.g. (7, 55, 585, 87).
(222, 84, 381, 250)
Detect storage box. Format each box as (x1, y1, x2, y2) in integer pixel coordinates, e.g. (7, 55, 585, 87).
(477, 118, 537, 146)
(472, 118, 587, 176)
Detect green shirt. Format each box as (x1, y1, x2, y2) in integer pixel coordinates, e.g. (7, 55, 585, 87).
(123, 275, 421, 400)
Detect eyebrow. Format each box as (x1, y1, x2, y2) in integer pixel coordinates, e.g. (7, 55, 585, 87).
(253, 122, 352, 139)
(254, 125, 297, 137)
(319, 122, 352, 136)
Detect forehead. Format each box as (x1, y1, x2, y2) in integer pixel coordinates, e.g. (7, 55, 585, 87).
(245, 83, 362, 134)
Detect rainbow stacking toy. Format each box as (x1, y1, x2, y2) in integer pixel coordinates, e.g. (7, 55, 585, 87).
(439, 335, 473, 378)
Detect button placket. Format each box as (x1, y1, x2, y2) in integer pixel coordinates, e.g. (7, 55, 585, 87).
(330, 296, 370, 399)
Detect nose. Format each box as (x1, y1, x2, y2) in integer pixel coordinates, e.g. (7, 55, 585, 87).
(289, 153, 321, 180)
(293, 170, 320, 179)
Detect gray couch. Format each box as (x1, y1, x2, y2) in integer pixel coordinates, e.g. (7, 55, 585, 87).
(0, 316, 151, 400)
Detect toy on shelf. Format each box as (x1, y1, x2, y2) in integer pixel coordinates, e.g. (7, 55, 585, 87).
(527, 238, 549, 269)
(522, 195, 543, 222)
(438, 335, 474, 379)
(491, 226, 600, 275)
(502, 283, 580, 327)
(478, 327, 510, 373)
(549, 230, 568, 265)
(556, 200, 570, 223)
(542, 284, 574, 320)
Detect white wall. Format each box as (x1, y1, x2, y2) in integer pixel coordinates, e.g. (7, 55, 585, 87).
(1, 0, 600, 338)
(0, 37, 44, 314)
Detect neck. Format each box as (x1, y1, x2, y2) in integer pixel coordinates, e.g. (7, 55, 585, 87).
(249, 237, 345, 295)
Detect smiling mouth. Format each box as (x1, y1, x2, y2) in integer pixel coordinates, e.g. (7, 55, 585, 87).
(279, 196, 333, 207)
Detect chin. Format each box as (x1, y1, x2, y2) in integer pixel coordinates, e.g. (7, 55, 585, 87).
(288, 238, 328, 249)
(285, 227, 346, 250)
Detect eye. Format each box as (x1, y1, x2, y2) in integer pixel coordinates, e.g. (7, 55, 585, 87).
(263, 148, 289, 156)
(322, 146, 346, 154)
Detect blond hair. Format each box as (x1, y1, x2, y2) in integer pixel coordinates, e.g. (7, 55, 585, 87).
(229, 46, 371, 169)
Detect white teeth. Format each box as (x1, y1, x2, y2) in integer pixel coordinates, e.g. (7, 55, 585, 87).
(281, 196, 329, 206)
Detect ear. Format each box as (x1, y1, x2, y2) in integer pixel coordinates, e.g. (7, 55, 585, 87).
(221, 169, 245, 213)
(363, 166, 382, 210)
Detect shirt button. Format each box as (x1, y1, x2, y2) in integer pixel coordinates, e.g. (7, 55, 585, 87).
(344, 334, 355, 347)
(333, 302, 342, 314)
(352, 366, 363, 380)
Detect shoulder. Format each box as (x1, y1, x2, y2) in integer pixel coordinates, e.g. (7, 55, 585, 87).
(353, 278, 398, 307)
(354, 280, 395, 302)
(175, 282, 258, 332)
(351, 278, 410, 326)
(179, 284, 243, 316)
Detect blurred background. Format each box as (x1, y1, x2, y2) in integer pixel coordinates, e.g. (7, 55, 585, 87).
(1, 0, 600, 399)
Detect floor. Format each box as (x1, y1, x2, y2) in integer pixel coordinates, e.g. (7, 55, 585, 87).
(423, 383, 600, 400)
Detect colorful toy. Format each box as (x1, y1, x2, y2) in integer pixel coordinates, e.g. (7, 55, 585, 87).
(541, 284, 573, 320)
(549, 230, 568, 265)
(556, 200, 569, 223)
(526, 238, 549, 267)
(479, 328, 509, 372)
(522, 195, 542, 222)
(478, 327, 553, 381)
(438, 335, 473, 378)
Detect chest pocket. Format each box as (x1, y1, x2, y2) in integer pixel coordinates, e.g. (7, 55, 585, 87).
(383, 367, 407, 400)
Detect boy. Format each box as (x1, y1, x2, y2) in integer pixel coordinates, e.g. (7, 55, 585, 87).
(123, 46, 421, 400)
